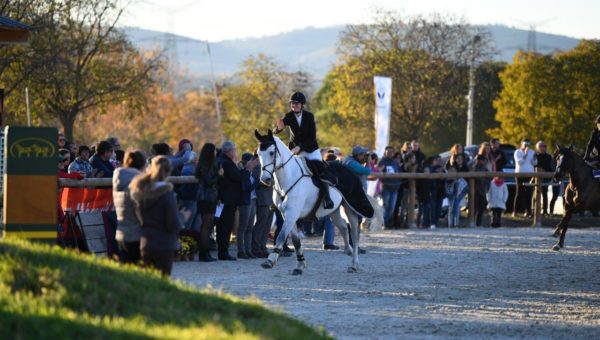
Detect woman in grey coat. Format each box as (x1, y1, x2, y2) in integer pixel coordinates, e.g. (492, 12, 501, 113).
(113, 150, 146, 264)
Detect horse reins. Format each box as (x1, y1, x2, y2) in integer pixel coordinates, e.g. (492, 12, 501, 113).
(260, 141, 310, 200)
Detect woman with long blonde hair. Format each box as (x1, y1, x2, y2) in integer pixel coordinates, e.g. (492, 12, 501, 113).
(130, 156, 188, 276)
(477, 142, 496, 172)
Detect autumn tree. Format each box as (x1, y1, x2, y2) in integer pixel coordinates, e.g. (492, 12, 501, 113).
(221, 54, 312, 152)
(315, 11, 493, 155)
(0, 0, 62, 96)
(2, 0, 160, 141)
(74, 71, 220, 152)
(490, 40, 600, 150)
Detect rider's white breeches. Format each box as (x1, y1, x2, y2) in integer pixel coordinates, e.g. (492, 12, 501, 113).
(299, 149, 322, 161)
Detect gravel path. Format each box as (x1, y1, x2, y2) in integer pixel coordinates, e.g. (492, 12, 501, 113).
(173, 227, 600, 339)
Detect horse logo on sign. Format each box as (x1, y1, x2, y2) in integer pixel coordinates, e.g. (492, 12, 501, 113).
(9, 138, 56, 159)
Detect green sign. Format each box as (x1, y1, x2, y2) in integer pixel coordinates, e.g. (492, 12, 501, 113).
(4, 126, 58, 175)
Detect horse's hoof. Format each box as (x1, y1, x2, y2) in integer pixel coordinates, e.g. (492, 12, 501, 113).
(551, 245, 561, 251)
(345, 250, 353, 256)
(291, 269, 303, 275)
(347, 266, 358, 273)
(261, 260, 274, 269)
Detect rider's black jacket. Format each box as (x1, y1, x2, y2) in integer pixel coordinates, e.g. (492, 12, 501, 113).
(273, 110, 319, 153)
(584, 128, 600, 160)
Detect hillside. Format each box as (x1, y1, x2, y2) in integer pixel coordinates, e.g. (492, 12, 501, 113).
(0, 239, 328, 339)
(125, 24, 580, 80)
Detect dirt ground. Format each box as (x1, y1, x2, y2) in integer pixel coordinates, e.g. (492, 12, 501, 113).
(173, 226, 600, 339)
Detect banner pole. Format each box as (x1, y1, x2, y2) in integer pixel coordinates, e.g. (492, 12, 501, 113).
(25, 87, 31, 127)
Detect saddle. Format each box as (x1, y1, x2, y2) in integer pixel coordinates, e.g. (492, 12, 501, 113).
(306, 160, 374, 218)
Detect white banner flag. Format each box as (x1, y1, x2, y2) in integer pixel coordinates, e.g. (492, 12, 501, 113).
(374, 76, 392, 158)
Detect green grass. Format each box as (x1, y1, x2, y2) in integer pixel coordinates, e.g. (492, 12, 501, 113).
(0, 239, 330, 339)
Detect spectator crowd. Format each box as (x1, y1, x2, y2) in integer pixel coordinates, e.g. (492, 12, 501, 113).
(56, 133, 563, 276)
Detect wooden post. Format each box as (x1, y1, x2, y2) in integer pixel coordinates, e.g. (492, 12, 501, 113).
(468, 178, 476, 227)
(532, 170, 542, 227)
(407, 178, 417, 228)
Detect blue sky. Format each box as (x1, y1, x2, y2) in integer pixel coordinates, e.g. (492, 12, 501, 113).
(123, 0, 600, 41)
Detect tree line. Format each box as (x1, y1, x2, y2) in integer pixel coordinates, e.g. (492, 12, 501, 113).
(1, 3, 598, 155)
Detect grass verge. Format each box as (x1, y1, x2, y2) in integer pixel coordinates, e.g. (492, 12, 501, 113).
(0, 239, 330, 339)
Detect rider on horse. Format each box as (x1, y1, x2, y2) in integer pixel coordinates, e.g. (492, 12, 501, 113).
(274, 92, 334, 209)
(583, 115, 600, 178)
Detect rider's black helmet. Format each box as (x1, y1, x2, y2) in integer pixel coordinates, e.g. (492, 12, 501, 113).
(289, 92, 306, 104)
(596, 115, 600, 124)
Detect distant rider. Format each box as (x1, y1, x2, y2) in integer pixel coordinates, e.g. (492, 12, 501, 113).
(274, 92, 334, 209)
(583, 115, 600, 178)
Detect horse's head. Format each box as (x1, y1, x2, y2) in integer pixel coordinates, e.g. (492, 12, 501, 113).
(254, 129, 277, 186)
(554, 143, 575, 181)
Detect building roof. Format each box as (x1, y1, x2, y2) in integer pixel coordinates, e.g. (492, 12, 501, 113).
(0, 15, 31, 44)
(0, 15, 31, 31)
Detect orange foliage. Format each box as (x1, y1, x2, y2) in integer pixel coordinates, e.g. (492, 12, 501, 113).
(73, 84, 221, 152)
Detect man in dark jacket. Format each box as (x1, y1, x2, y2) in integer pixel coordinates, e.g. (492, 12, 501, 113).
(411, 140, 426, 168)
(274, 91, 333, 209)
(378, 146, 402, 229)
(490, 138, 508, 171)
(584, 115, 600, 177)
(89, 140, 115, 178)
(252, 178, 274, 258)
(216, 141, 256, 260)
(535, 141, 554, 215)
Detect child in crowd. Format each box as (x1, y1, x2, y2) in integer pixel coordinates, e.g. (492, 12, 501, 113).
(487, 176, 509, 228)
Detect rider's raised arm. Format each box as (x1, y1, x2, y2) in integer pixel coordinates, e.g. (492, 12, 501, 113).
(584, 129, 597, 160)
(273, 117, 287, 134)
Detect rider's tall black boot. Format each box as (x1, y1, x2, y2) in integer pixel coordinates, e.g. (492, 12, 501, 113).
(318, 179, 334, 209)
(308, 160, 334, 209)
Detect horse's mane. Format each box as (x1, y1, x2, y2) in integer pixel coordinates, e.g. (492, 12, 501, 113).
(560, 147, 594, 170)
(561, 147, 585, 161)
(271, 135, 292, 156)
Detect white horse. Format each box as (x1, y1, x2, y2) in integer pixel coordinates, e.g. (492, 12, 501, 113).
(255, 129, 363, 274)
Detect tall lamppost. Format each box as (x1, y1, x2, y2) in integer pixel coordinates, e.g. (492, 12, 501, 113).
(466, 34, 481, 147)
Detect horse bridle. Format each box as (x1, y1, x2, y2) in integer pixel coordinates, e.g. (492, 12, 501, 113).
(259, 141, 310, 200)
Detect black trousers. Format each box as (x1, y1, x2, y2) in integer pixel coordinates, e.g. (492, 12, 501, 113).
(537, 184, 549, 214)
(118, 240, 141, 264)
(141, 249, 174, 277)
(474, 193, 488, 226)
(217, 204, 237, 257)
(514, 177, 532, 215)
(491, 208, 503, 227)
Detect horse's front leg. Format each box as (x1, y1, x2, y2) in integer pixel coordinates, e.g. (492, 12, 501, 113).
(553, 203, 583, 251)
(290, 229, 306, 275)
(262, 206, 300, 269)
(552, 216, 567, 237)
(330, 210, 351, 255)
